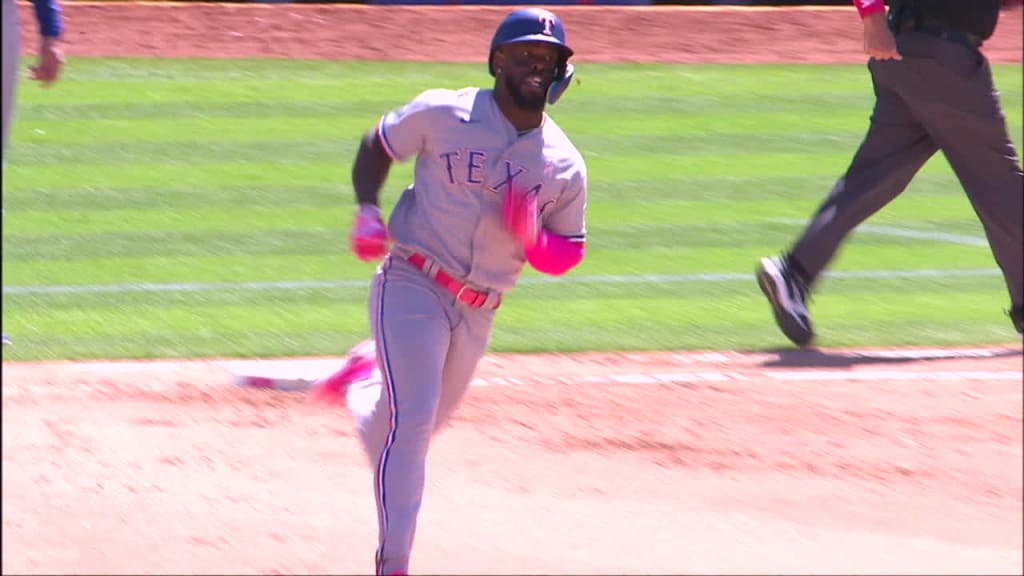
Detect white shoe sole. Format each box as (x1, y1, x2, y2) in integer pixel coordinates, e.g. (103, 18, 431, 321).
(757, 258, 814, 348)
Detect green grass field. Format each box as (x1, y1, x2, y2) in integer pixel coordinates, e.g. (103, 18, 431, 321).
(2, 59, 1021, 360)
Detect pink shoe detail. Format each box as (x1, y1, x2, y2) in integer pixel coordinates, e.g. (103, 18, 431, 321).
(309, 339, 377, 405)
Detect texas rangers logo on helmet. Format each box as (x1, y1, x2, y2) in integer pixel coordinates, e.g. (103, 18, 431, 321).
(539, 14, 555, 36)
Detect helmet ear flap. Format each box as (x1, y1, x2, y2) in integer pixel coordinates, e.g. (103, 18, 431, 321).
(546, 62, 574, 106)
(553, 55, 567, 82)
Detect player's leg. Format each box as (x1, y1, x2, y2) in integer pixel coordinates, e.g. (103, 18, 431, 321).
(349, 257, 452, 576)
(902, 44, 1023, 332)
(1, 0, 20, 346)
(1, 0, 20, 159)
(433, 305, 495, 433)
(759, 58, 938, 346)
(309, 339, 377, 404)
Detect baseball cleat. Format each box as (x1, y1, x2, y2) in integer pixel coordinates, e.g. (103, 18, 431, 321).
(2, 334, 9, 346)
(309, 339, 378, 405)
(1009, 305, 1023, 335)
(757, 255, 814, 348)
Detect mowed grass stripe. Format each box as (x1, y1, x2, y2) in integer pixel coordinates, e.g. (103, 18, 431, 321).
(11, 139, 357, 166)
(2, 255, 360, 286)
(5, 284, 1010, 360)
(2, 161, 349, 188)
(9, 153, 871, 191)
(4, 215, 992, 268)
(4, 269, 1002, 304)
(2, 241, 1000, 289)
(0, 185, 346, 211)
(5, 190, 985, 235)
(19, 117, 377, 144)
(1, 171, 966, 212)
(584, 244, 997, 275)
(10, 132, 875, 167)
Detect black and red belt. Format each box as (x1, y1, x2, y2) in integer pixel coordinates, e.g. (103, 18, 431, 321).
(406, 252, 502, 310)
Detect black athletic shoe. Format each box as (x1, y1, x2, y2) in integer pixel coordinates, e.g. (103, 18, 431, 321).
(757, 255, 814, 347)
(1010, 305, 1023, 335)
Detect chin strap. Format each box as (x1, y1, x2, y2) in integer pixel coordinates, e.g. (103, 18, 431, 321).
(546, 63, 575, 106)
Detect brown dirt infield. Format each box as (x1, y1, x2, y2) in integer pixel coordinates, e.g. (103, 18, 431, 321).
(16, 3, 1024, 63)
(4, 3, 1024, 575)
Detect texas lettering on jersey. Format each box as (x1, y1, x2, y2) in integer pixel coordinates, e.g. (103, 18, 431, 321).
(437, 150, 536, 193)
(438, 151, 544, 207)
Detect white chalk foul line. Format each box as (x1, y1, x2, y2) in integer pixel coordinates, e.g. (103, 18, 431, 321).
(5, 370, 1017, 398)
(1, 267, 1000, 296)
(221, 368, 1022, 393)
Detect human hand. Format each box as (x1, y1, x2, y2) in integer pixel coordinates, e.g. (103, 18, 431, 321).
(350, 204, 390, 261)
(502, 186, 539, 249)
(863, 11, 901, 60)
(30, 37, 64, 86)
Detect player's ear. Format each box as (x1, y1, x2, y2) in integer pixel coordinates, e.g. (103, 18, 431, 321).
(492, 48, 506, 75)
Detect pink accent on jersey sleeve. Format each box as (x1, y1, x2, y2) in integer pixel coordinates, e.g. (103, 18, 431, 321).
(852, 0, 885, 18)
(375, 117, 398, 161)
(524, 229, 585, 276)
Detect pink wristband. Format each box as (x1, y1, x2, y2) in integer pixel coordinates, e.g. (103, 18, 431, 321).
(524, 229, 585, 276)
(852, 0, 885, 18)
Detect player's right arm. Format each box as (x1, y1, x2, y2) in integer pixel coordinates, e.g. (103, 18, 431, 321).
(853, 0, 901, 60)
(352, 89, 445, 207)
(349, 131, 393, 261)
(349, 90, 445, 261)
(352, 130, 392, 209)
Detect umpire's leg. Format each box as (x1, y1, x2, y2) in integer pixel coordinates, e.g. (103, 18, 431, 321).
(899, 42, 1024, 310)
(789, 59, 939, 283)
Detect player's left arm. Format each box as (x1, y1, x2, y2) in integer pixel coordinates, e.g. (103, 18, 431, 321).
(525, 163, 587, 276)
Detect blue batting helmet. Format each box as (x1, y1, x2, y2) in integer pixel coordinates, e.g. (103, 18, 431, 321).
(488, 8, 574, 79)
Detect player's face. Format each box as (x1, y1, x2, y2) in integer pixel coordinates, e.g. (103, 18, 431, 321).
(498, 41, 560, 111)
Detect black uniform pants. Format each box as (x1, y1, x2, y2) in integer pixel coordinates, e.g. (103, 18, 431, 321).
(789, 29, 1024, 308)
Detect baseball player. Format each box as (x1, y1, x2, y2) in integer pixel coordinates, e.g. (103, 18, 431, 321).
(757, 0, 1024, 347)
(310, 8, 587, 575)
(3, 0, 65, 345)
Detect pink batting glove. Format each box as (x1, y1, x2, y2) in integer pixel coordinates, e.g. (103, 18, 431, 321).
(502, 187, 539, 249)
(350, 204, 390, 261)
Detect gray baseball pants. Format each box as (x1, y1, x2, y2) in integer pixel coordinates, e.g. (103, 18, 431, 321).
(789, 29, 1024, 309)
(2, 0, 20, 161)
(347, 254, 495, 575)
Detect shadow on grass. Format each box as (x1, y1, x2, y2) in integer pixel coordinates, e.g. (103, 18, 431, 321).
(757, 346, 1023, 368)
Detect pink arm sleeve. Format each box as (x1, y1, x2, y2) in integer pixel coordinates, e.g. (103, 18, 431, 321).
(524, 229, 585, 276)
(852, 0, 885, 18)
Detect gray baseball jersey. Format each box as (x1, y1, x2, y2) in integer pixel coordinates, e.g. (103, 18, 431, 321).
(380, 86, 587, 292)
(348, 86, 587, 575)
